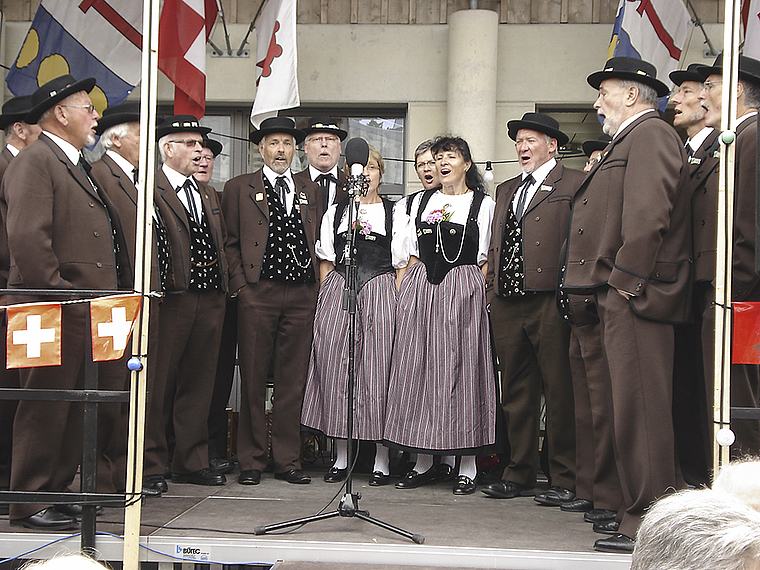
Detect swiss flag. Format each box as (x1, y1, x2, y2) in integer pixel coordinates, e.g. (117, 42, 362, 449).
(6, 302, 62, 369)
(90, 294, 141, 362)
(158, 0, 219, 118)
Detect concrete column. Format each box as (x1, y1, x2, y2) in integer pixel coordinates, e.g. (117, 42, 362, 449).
(447, 9, 499, 174)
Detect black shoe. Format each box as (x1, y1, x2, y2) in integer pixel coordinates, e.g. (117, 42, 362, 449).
(275, 469, 311, 484)
(209, 458, 235, 475)
(323, 467, 347, 483)
(395, 467, 437, 489)
(452, 475, 476, 495)
(143, 474, 168, 496)
(534, 486, 576, 507)
(593, 520, 620, 534)
(594, 534, 635, 553)
(436, 464, 456, 482)
(369, 471, 391, 486)
(238, 469, 261, 485)
(54, 504, 104, 517)
(10, 507, 79, 530)
(560, 498, 594, 512)
(172, 468, 226, 486)
(584, 508, 617, 523)
(481, 480, 537, 499)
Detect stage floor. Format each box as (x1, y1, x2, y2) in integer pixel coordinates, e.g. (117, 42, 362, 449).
(0, 465, 632, 570)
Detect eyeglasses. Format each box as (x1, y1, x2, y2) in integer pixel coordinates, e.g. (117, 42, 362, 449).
(199, 154, 215, 162)
(169, 139, 204, 148)
(307, 135, 340, 145)
(703, 80, 722, 92)
(61, 104, 96, 114)
(415, 160, 435, 169)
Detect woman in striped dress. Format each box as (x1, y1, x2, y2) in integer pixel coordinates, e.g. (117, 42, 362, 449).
(385, 135, 497, 495)
(301, 145, 396, 486)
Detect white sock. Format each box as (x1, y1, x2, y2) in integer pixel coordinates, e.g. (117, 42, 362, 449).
(458, 455, 477, 480)
(441, 455, 456, 468)
(413, 453, 434, 474)
(373, 444, 390, 475)
(333, 439, 348, 470)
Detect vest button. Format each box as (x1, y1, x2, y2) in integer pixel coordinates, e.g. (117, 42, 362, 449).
(93, 231, 99, 237)
(535, 241, 540, 246)
(536, 267, 542, 273)
(89, 202, 95, 208)
(579, 259, 585, 265)
(450, 228, 456, 235)
(96, 262, 102, 268)
(578, 228, 583, 234)
(258, 220, 263, 225)
(535, 216, 540, 221)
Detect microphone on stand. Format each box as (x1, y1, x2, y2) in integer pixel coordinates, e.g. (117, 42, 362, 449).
(344, 137, 369, 198)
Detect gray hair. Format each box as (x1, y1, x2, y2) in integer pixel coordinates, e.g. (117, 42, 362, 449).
(713, 457, 760, 512)
(158, 133, 171, 161)
(741, 80, 760, 109)
(631, 488, 760, 570)
(100, 122, 131, 150)
(414, 139, 435, 161)
(618, 79, 660, 108)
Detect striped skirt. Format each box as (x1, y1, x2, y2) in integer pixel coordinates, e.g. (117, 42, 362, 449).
(383, 262, 496, 452)
(301, 270, 397, 440)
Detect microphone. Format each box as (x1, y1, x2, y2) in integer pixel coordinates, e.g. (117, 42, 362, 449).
(344, 137, 369, 197)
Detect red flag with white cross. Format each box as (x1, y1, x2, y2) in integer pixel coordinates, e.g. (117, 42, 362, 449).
(90, 294, 141, 361)
(6, 302, 62, 368)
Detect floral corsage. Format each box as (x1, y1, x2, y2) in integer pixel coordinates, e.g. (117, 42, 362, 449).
(425, 204, 453, 224)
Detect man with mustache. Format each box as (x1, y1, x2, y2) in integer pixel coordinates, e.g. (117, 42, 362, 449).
(2, 75, 131, 529)
(698, 54, 760, 457)
(562, 57, 692, 552)
(222, 117, 320, 486)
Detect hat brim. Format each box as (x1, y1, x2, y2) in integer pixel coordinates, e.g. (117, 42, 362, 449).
(507, 120, 569, 147)
(249, 127, 305, 145)
(0, 113, 28, 130)
(582, 139, 609, 157)
(696, 64, 760, 87)
(95, 112, 140, 135)
(587, 70, 670, 98)
(669, 69, 704, 86)
(302, 126, 348, 141)
(25, 77, 97, 124)
(204, 138, 223, 157)
(155, 124, 212, 141)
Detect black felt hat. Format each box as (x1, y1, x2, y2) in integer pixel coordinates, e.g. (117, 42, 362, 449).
(25, 74, 97, 124)
(248, 116, 305, 144)
(587, 57, 670, 98)
(301, 116, 347, 141)
(0, 95, 34, 130)
(155, 114, 211, 141)
(95, 101, 140, 135)
(203, 137, 223, 157)
(507, 112, 569, 147)
(582, 134, 612, 157)
(696, 53, 760, 87)
(669, 63, 706, 86)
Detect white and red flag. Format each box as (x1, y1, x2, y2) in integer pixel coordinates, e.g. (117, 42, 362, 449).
(6, 302, 62, 369)
(742, 0, 760, 60)
(158, 0, 219, 118)
(607, 0, 691, 96)
(90, 294, 141, 362)
(250, 0, 299, 128)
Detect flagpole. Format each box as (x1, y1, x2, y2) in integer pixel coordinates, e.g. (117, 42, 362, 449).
(122, 0, 160, 567)
(712, 0, 742, 478)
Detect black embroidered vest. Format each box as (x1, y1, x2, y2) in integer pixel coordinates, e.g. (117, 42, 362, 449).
(333, 198, 394, 292)
(415, 189, 483, 285)
(187, 201, 222, 291)
(260, 179, 315, 283)
(497, 205, 526, 296)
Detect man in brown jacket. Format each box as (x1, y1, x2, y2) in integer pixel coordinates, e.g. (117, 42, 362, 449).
(3, 74, 131, 530)
(222, 116, 319, 486)
(482, 113, 582, 507)
(142, 115, 228, 493)
(698, 54, 760, 458)
(563, 57, 692, 552)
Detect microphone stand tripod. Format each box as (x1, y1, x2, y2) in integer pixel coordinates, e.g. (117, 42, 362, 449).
(254, 175, 424, 544)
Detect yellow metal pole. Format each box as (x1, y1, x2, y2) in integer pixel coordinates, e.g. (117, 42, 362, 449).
(712, 0, 742, 477)
(122, 0, 159, 568)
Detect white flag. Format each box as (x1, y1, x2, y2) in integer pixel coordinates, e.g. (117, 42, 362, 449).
(250, 0, 299, 129)
(744, 0, 760, 60)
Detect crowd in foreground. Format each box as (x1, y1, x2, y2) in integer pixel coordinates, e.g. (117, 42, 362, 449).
(0, 53, 759, 555)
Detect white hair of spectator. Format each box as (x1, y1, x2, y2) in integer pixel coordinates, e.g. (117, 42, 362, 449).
(631, 488, 760, 570)
(713, 457, 760, 512)
(100, 122, 130, 150)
